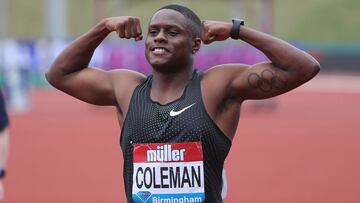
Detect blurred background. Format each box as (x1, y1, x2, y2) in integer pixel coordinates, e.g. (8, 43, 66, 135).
(0, 0, 359, 202)
(1, 0, 359, 111)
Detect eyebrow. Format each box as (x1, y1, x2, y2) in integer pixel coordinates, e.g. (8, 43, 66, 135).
(148, 24, 184, 30)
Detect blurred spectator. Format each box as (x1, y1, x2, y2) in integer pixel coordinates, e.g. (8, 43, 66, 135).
(0, 89, 10, 202)
(2, 39, 31, 113)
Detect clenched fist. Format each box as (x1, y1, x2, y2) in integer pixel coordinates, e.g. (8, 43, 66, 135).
(201, 20, 232, 44)
(104, 16, 143, 41)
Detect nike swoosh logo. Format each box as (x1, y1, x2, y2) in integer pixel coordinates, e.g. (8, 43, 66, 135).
(169, 103, 196, 117)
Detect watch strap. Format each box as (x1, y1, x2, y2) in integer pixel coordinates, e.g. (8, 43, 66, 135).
(230, 19, 244, 40)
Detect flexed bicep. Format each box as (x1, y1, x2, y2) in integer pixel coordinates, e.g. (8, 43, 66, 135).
(47, 67, 117, 105)
(230, 62, 308, 100)
(246, 64, 288, 94)
(46, 16, 145, 106)
(47, 67, 145, 106)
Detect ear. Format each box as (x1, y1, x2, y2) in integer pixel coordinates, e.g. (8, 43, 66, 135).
(192, 37, 201, 54)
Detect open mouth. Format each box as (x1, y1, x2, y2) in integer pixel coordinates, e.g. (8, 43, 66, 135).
(150, 47, 169, 54)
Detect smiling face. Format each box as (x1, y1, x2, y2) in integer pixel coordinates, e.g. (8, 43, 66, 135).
(145, 9, 199, 73)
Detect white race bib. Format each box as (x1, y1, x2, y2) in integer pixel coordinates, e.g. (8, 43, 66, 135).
(132, 142, 205, 203)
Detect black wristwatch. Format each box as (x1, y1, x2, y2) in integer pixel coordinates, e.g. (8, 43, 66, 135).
(230, 18, 245, 40)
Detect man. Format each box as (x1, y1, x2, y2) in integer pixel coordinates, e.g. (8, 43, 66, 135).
(46, 4, 320, 203)
(0, 90, 10, 202)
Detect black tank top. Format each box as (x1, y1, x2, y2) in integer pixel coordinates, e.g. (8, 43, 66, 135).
(120, 70, 232, 203)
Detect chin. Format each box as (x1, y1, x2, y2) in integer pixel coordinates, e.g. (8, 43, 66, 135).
(147, 57, 171, 72)
(151, 64, 174, 74)
(153, 62, 185, 74)
(149, 59, 166, 67)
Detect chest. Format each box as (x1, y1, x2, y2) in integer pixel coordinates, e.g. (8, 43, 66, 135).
(126, 100, 206, 143)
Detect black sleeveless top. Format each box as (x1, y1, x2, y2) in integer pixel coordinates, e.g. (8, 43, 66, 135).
(120, 70, 232, 203)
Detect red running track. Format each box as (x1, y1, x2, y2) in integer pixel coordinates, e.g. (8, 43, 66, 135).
(4, 81, 360, 203)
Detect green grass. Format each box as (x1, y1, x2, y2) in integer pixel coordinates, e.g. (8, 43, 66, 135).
(68, 0, 93, 36)
(6, 0, 360, 42)
(8, 0, 44, 38)
(124, 1, 234, 33)
(274, 0, 360, 42)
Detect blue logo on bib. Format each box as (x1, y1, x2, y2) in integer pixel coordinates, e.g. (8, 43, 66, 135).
(137, 191, 152, 202)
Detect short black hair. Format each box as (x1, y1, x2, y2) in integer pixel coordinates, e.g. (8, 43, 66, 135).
(158, 4, 201, 38)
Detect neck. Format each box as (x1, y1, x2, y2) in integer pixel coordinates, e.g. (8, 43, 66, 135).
(150, 66, 194, 105)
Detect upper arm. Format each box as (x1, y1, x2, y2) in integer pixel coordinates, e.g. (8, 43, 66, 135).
(46, 67, 145, 106)
(212, 62, 319, 101)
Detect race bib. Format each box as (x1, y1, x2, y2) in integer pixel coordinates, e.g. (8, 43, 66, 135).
(132, 142, 205, 203)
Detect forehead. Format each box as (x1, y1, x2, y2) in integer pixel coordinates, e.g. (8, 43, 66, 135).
(149, 9, 188, 29)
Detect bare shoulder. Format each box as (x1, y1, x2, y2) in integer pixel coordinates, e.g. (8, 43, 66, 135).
(200, 64, 250, 110)
(108, 69, 146, 114)
(109, 68, 146, 98)
(109, 69, 146, 85)
(203, 63, 249, 79)
(202, 64, 249, 91)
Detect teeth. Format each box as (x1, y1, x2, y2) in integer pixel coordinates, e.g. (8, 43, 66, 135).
(152, 48, 166, 54)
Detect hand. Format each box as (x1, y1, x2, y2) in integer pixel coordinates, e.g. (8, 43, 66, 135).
(104, 16, 143, 41)
(0, 180, 4, 202)
(201, 20, 232, 44)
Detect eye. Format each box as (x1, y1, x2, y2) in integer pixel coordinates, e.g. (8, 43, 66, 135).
(148, 30, 158, 36)
(168, 31, 178, 36)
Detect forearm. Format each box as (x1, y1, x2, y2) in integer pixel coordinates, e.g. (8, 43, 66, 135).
(238, 26, 320, 74)
(0, 129, 9, 169)
(46, 19, 111, 81)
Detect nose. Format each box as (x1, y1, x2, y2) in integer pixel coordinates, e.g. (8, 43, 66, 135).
(154, 30, 167, 43)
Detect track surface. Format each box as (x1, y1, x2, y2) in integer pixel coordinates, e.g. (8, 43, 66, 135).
(4, 75, 360, 203)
